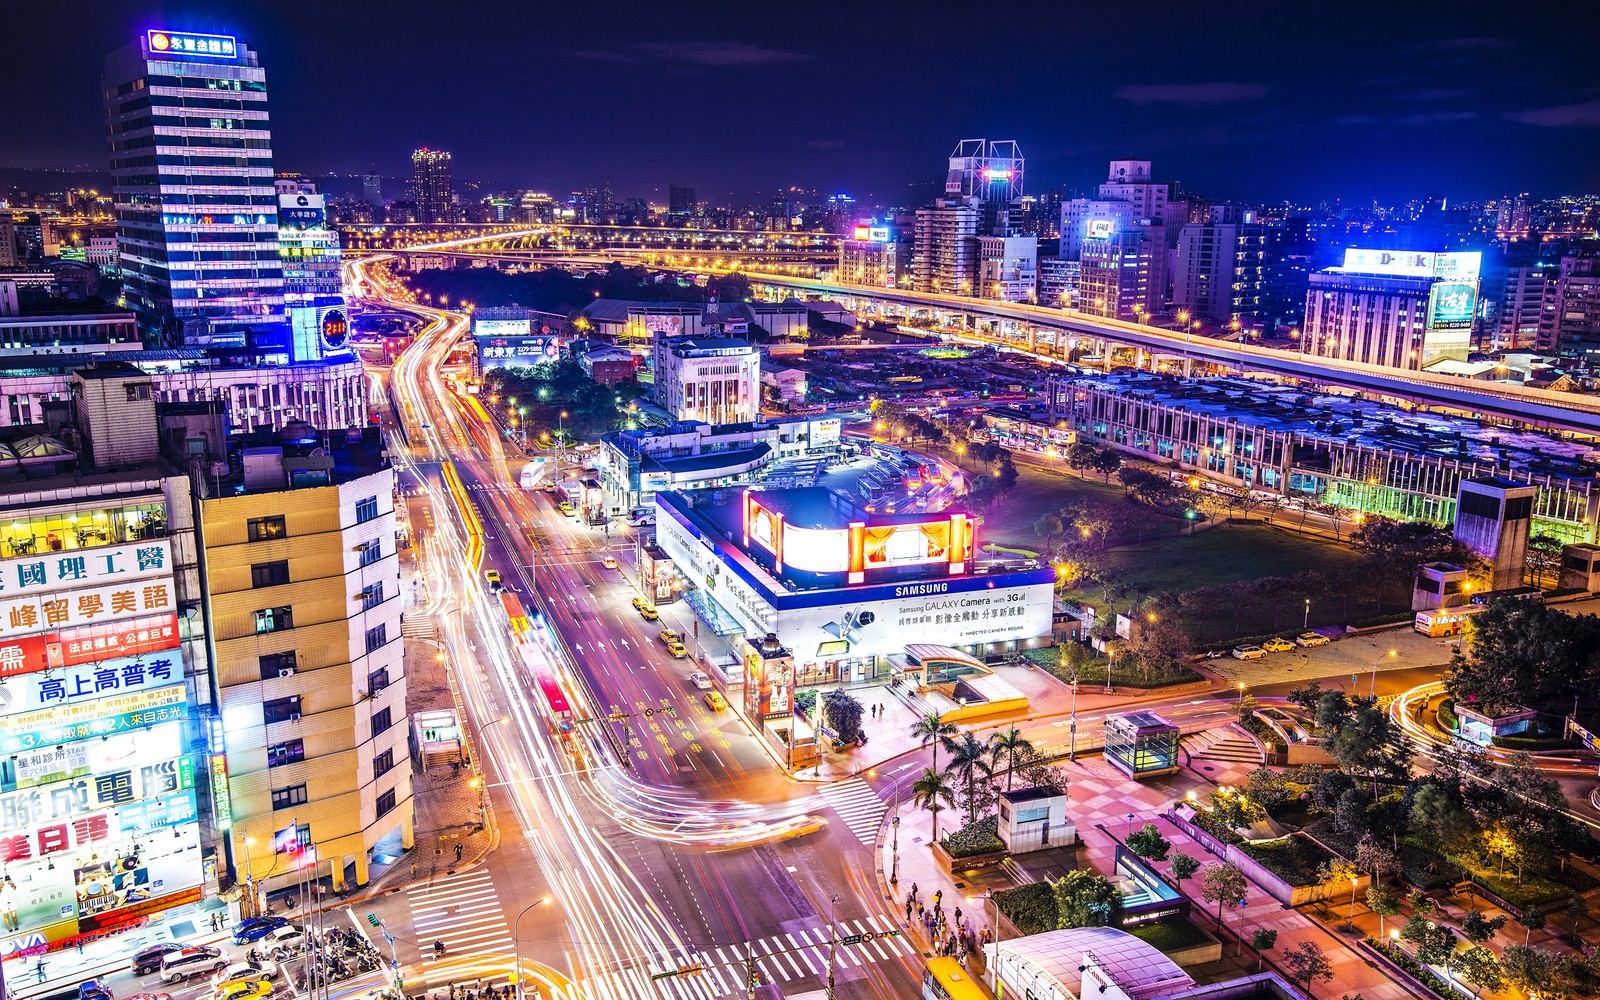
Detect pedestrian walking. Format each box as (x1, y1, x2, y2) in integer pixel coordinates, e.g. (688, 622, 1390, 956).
(910, 882, 918, 901)
(906, 899, 914, 922)
(954, 905, 963, 925)
(455, 842, 464, 862)
(916, 902, 924, 919)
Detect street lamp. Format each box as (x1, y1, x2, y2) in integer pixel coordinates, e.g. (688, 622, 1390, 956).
(1369, 649, 1399, 700)
(1303, 597, 1311, 630)
(1237, 681, 1247, 702)
(1347, 876, 1360, 932)
(513, 895, 554, 998)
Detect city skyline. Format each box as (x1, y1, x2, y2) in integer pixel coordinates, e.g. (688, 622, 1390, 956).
(4, 1, 1600, 204)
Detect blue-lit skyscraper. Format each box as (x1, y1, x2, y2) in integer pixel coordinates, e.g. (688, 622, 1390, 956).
(103, 29, 287, 349)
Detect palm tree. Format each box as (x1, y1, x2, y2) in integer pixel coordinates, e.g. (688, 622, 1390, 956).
(988, 727, 1035, 792)
(909, 711, 957, 774)
(942, 731, 994, 823)
(911, 767, 955, 842)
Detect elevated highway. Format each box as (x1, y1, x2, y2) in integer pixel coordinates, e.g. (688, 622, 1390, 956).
(391, 229, 1600, 436)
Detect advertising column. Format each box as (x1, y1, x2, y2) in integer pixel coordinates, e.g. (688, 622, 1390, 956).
(0, 541, 199, 960)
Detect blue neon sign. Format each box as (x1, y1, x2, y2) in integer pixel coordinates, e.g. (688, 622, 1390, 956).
(146, 30, 238, 59)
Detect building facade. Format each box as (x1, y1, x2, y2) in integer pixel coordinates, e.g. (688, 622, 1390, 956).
(911, 201, 982, 294)
(1489, 263, 1548, 352)
(1172, 207, 1267, 326)
(837, 237, 899, 289)
(409, 149, 453, 225)
(1539, 253, 1600, 364)
(277, 192, 352, 365)
(1076, 227, 1165, 321)
(977, 235, 1038, 303)
(1301, 250, 1481, 371)
(651, 337, 760, 426)
(103, 30, 286, 349)
(0, 312, 141, 358)
(200, 439, 409, 894)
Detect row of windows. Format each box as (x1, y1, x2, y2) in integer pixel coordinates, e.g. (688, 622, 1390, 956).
(149, 95, 267, 111)
(148, 114, 269, 130)
(147, 75, 268, 93)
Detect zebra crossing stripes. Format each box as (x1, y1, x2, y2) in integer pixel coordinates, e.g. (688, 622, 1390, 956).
(815, 778, 889, 845)
(400, 613, 437, 641)
(669, 913, 914, 996)
(407, 868, 516, 988)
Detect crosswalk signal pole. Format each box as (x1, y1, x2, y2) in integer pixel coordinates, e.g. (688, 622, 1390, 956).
(745, 939, 757, 1000)
(826, 894, 840, 1000)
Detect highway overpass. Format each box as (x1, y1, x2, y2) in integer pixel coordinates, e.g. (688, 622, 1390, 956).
(386, 230, 1600, 436)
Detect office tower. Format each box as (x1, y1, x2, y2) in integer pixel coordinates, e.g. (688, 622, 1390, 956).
(1302, 249, 1481, 370)
(1490, 263, 1549, 351)
(520, 192, 555, 224)
(912, 201, 982, 294)
(0, 219, 16, 267)
(1539, 253, 1600, 364)
(1098, 160, 1171, 225)
(278, 188, 352, 363)
(410, 148, 454, 224)
(361, 174, 383, 206)
(1077, 226, 1165, 321)
(976, 235, 1038, 302)
(945, 139, 1024, 236)
(669, 185, 697, 218)
(837, 227, 899, 288)
(103, 29, 286, 348)
(201, 436, 409, 896)
(1172, 206, 1268, 326)
(1037, 257, 1080, 309)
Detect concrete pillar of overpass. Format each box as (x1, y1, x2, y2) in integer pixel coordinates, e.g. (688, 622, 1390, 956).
(1182, 357, 1193, 378)
(1135, 347, 1148, 371)
(1101, 340, 1113, 372)
(1026, 328, 1037, 353)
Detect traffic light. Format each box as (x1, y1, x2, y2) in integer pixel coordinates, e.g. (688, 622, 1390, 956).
(748, 970, 764, 988)
(366, 913, 380, 927)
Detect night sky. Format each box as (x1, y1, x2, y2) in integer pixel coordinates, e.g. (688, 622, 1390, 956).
(7, 0, 1600, 206)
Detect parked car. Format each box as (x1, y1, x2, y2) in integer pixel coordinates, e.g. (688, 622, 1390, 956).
(665, 640, 689, 659)
(132, 944, 186, 976)
(1294, 631, 1330, 647)
(704, 691, 728, 711)
(212, 961, 279, 991)
(231, 916, 288, 944)
(161, 947, 227, 983)
(658, 628, 682, 646)
(1231, 644, 1266, 660)
(688, 672, 713, 691)
(1261, 637, 1295, 653)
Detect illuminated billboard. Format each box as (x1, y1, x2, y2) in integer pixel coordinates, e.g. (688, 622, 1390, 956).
(1086, 219, 1116, 239)
(0, 687, 187, 755)
(0, 578, 174, 643)
(742, 493, 972, 581)
(0, 541, 170, 600)
(146, 29, 237, 59)
(0, 651, 180, 714)
(1341, 249, 1483, 281)
(472, 318, 532, 338)
(1427, 281, 1478, 330)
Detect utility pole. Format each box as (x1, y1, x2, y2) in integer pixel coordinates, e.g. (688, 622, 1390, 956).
(1068, 668, 1079, 762)
(826, 894, 840, 1000)
(745, 939, 757, 1000)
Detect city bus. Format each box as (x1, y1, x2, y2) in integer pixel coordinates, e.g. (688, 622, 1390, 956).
(1414, 605, 1483, 637)
(534, 672, 575, 731)
(922, 957, 993, 1000)
(499, 590, 531, 634)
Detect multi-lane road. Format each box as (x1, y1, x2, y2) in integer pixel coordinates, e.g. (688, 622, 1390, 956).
(357, 258, 921, 999)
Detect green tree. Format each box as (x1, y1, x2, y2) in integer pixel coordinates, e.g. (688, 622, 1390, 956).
(1445, 599, 1600, 716)
(1032, 514, 1064, 557)
(1199, 862, 1249, 933)
(1249, 928, 1277, 973)
(1460, 909, 1506, 946)
(1169, 852, 1200, 893)
(1516, 907, 1546, 947)
(1457, 946, 1503, 998)
(909, 712, 957, 774)
(822, 689, 864, 745)
(1403, 918, 1461, 981)
(1498, 945, 1550, 994)
(1366, 883, 1401, 939)
(1090, 448, 1123, 482)
(911, 767, 955, 843)
(1407, 783, 1476, 855)
(942, 730, 995, 823)
(1065, 441, 1098, 477)
(1125, 823, 1171, 863)
(1329, 703, 1412, 798)
(1281, 940, 1334, 992)
(1052, 869, 1119, 929)
(1315, 856, 1359, 919)
(987, 727, 1034, 792)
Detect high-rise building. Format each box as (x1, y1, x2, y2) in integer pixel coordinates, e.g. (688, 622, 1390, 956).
(360, 174, 383, 206)
(668, 185, 697, 218)
(277, 189, 353, 364)
(1172, 206, 1267, 326)
(1302, 249, 1481, 370)
(1539, 253, 1600, 364)
(1077, 226, 1166, 321)
(912, 201, 982, 294)
(1097, 160, 1171, 226)
(200, 434, 409, 896)
(976, 235, 1038, 302)
(1037, 257, 1080, 309)
(104, 29, 286, 348)
(944, 139, 1025, 236)
(837, 228, 899, 288)
(410, 148, 453, 224)
(1489, 262, 1549, 351)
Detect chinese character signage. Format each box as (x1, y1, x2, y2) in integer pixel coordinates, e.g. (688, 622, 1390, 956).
(56, 614, 181, 670)
(0, 578, 175, 643)
(0, 541, 169, 600)
(1427, 281, 1478, 331)
(0, 687, 187, 755)
(146, 30, 237, 59)
(0, 652, 180, 715)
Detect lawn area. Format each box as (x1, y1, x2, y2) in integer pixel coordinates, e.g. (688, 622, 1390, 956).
(1128, 919, 1212, 952)
(1236, 835, 1338, 888)
(973, 461, 1162, 552)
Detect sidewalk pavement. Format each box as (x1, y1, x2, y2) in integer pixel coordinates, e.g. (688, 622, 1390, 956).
(870, 750, 1417, 998)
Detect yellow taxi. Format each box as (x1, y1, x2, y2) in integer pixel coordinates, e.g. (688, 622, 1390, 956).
(665, 640, 689, 659)
(631, 597, 659, 621)
(213, 981, 274, 1000)
(658, 628, 682, 646)
(703, 691, 727, 711)
(1262, 637, 1296, 653)
(557, 501, 575, 516)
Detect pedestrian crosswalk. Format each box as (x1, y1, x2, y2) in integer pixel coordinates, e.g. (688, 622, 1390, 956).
(401, 613, 438, 641)
(407, 867, 515, 989)
(816, 778, 889, 845)
(644, 913, 913, 998)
